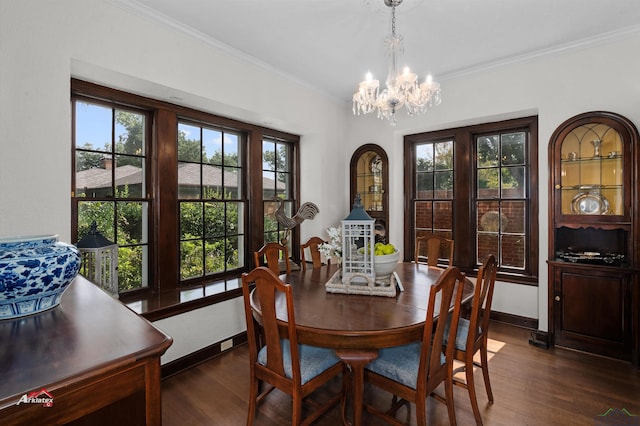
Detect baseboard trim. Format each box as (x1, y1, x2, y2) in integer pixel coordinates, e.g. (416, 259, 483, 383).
(489, 310, 538, 330)
(161, 331, 247, 379)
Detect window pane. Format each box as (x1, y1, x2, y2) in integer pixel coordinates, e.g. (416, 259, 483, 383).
(478, 201, 501, 233)
(204, 202, 224, 238)
(178, 123, 201, 162)
(205, 237, 225, 275)
(477, 233, 499, 266)
(204, 128, 222, 165)
(434, 141, 453, 170)
(416, 144, 433, 172)
(226, 202, 242, 235)
(226, 235, 243, 269)
(224, 167, 241, 199)
(502, 200, 526, 233)
(501, 132, 525, 165)
(415, 201, 433, 229)
(278, 144, 290, 172)
(180, 202, 203, 239)
(178, 162, 201, 199)
(181, 240, 203, 280)
(203, 165, 223, 198)
(434, 171, 453, 196)
(263, 140, 276, 171)
(264, 201, 279, 234)
(118, 245, 144, 291)
(262, 171, 278, 198)
(75, 152, 113, 198)
(223, 133, 240, 166)
(115, 110, 144, 156)
(501, 234, 525, 269)
(434, 201, 452, 230)
(417, 172, 434, 196)
(277, 172, 291, 198)
(477, 135, 499, 167)
(501, 166, 525, 199)
(116, 201, 145, 244)
(114, 155, 143, 198)
(77, 201, 115, 241)
(477, 168, 499, 198)
(75, 102, 112, 152)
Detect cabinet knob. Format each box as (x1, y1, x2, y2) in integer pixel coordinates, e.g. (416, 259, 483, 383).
(555, 184, 561, 189)
(554, 296, 560, 302)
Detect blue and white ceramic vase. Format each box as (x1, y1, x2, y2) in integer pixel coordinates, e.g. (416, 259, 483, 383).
(0, 235, 81, 319)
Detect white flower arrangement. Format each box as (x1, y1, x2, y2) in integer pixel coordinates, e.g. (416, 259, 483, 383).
(318, 226, 342, 263)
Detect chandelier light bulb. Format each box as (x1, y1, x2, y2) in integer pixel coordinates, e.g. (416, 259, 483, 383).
(353, 0, 441, 125)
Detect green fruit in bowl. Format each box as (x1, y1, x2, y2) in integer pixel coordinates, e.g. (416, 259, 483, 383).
(381, 244, 395, 255)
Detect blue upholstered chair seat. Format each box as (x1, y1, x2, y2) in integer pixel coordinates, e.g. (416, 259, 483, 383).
(366, 342, 445, 390)
(443, 316, 472, 350)
(258, 340, 341, 385)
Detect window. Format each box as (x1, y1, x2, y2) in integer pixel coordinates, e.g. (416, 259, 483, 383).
(262, 138, 295, 251)
(414, 140, 454, 241)
(177, 121, 245, 282)
(72, 79, 300, 298)
(73, 100, 151, 292)
(404, 116, 538, 283)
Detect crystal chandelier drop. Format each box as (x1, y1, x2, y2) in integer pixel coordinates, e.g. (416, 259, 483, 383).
(353, 0, 441, 125)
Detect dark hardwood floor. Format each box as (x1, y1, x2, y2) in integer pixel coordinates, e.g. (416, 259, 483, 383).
(162, 322, 640, 425)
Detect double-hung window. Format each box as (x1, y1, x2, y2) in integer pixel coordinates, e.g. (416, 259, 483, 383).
(262, 138, 295, 251)
(405, 116, 538, 283)
(178, 121, 245, 282)
(73, 100, 151, 292)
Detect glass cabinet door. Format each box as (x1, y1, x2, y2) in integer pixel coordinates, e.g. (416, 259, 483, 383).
(559, 123, 624, 216)
(350, 144, 389, 242)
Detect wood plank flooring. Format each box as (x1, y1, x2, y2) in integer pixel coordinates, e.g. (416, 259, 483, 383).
(161, 322, 640, 425)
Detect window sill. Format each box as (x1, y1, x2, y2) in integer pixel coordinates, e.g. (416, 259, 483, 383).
(119, 276, 243, 322)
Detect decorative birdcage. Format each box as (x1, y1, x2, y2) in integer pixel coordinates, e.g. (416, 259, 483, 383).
(76, 222, 118, 298)
(324, 195, 398, 297)
(341, 195, 376, 285)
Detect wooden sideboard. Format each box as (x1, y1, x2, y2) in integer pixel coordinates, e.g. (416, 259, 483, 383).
(0, 276, 172, 425)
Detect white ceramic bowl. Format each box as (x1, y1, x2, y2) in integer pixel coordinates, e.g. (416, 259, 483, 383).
(374, 250, 400, 278)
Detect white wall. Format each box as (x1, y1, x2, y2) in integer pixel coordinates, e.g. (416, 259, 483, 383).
(0, 0, 346, 362)
(346, 34, 640, 330)
(2, 0, 639, 361)
(153, 298, 245, 364)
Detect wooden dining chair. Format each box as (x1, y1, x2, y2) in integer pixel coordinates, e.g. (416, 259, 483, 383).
(300, 236, 330, 271)
(415, 234, 454, 267)
(254, 242, 291, 275)
(363, 266, 465, 426)
(444, 254, 498, 426)
(241, 266, 346, 426)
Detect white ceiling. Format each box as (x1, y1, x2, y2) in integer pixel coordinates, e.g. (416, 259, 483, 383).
(113, 0, 640, 102)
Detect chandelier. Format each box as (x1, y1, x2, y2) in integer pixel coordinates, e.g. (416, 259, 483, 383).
(353, 0, 441, 125)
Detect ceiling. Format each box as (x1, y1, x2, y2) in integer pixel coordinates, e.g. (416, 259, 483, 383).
(114, 0, 640, 102)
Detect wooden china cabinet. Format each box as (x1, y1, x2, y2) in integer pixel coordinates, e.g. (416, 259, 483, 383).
(547, 111, 639, 364)
(350, 144, 389, 243)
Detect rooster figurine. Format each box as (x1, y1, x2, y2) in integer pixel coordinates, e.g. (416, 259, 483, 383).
(273, 198, 319, 245)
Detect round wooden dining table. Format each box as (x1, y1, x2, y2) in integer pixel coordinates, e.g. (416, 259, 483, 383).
(250, 262, 474, 426)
